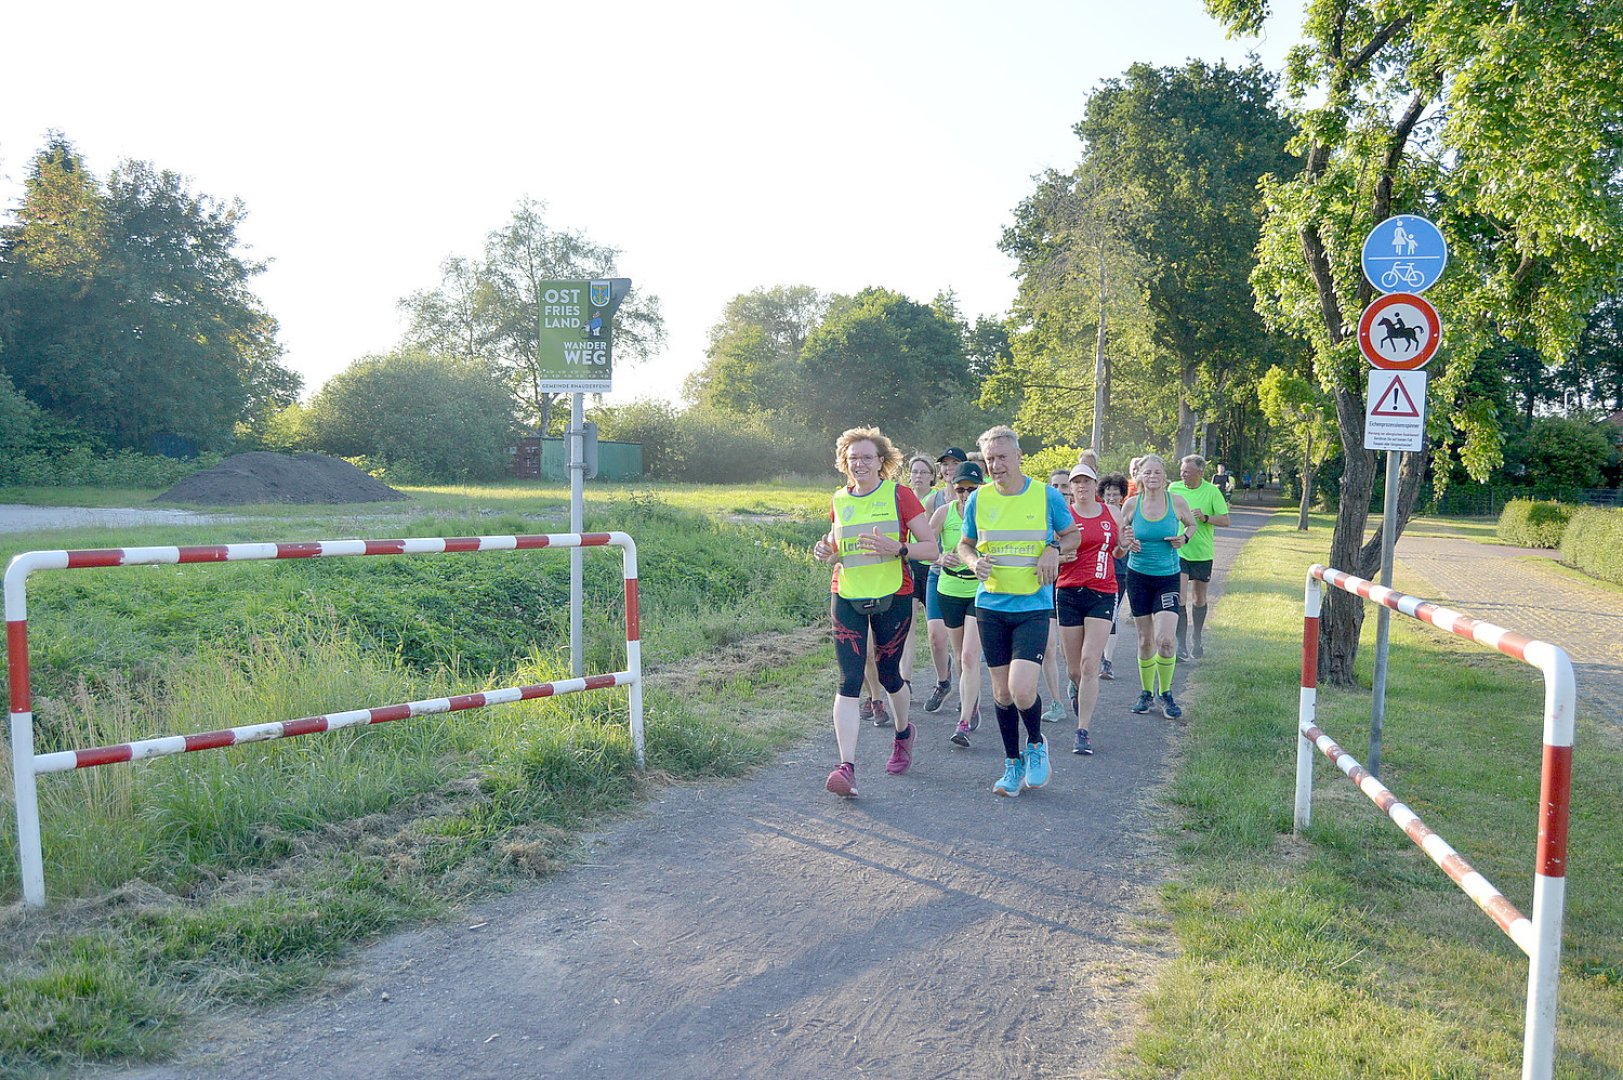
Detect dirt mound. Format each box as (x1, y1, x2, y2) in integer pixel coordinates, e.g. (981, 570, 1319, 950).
(154, 452, 409, 506)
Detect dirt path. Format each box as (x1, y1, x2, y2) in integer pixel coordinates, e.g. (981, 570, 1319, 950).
(0, 505, 246, 534)
(106, 506, 1278, 1080)
(1396, 534, 1623, 731)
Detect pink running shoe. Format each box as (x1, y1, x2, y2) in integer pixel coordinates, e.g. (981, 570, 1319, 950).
(950, 720, 971, 747)
(886, 725, 915, 774)
(826, 763, 858, 797)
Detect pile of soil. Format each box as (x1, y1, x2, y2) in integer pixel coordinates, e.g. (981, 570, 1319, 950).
(154, 452, 409, 506)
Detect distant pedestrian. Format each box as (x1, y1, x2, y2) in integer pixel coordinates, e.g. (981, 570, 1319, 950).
(813, 427, 939, 797)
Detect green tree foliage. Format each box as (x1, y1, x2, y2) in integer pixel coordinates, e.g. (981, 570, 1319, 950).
(0, 366, 39, 451)
(1506, 417, 1615, 489)
(1258, 363, 1337, 529)
(1211, 0, 1623, 683)
(997, 62, 1295, 458)
(0, 136, 298, 451)
(684, 285, 826, 414)
(303, 351, 514, 481)
(795, 287, 970, 439)
(1080, 61, 1298, 456)
(399, 200, 665, 433)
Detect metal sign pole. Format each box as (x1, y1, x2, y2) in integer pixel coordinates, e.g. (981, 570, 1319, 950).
(569, 391, 585, 678)
(1368, 448, 1401, 777)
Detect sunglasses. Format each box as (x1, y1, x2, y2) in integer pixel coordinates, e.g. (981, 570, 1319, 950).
(954, 485, 978, 494)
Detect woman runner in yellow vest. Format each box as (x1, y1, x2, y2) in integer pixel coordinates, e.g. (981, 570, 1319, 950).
(813, 427, 939, 798)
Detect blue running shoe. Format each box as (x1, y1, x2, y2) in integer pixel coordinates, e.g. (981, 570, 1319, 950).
(1024, 740, 1051, 788)
(1131, 690, 1154, 714)
(1072, 727, 1094, 755)
(1160, 692, 1183, 720)
(993, 757, 1024, 797)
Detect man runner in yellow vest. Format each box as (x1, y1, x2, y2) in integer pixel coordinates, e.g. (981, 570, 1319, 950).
(956, 426, 1080, 797)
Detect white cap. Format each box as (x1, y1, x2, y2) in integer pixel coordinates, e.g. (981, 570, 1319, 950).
(1068, 461, 1099, 481)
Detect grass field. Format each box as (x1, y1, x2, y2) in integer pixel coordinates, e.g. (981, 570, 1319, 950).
(1132, 515, 1623, 1078)
(0, 483, 834, 1076)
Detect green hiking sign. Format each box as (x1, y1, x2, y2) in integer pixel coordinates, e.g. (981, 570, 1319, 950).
(537, 278, 632, 393)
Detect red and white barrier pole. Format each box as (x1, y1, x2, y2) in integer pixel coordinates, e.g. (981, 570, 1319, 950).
(6, 532, 643, 909)
(1299, 565, 1574, 1080)
(1294, 572, 1321, 832)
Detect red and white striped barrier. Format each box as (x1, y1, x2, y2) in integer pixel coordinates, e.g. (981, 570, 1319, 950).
(1298, 564, 1574, 1080)
(6, 532, 643, 908)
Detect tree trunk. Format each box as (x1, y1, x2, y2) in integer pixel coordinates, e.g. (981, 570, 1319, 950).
(1176, 361, 1198, 458)
(1297, 471, 1313, 530)
(1320, 386, 1376, 685)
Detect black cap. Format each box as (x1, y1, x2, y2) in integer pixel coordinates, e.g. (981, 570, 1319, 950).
(937, 447, 968, 464)
(950, 460, 985, 485)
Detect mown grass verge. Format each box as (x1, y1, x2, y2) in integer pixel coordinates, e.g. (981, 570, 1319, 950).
(1131, 517, 1623, 1079)
(0, 493, 833, 1076)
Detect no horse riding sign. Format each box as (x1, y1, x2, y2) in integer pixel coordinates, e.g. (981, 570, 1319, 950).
(1358, 292, 1441, 370)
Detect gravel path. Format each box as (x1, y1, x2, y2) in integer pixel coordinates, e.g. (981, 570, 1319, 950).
(103, 506, 1277, 1080)
(1396, 534, 1623, 730)
(0, 505, 246, 534)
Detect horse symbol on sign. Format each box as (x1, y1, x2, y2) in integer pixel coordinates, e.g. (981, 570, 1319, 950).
(1377, 315, 1424, 354)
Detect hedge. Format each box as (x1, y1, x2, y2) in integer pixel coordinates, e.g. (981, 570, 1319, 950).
(1496, 499, 1574, 548)
(1559, 506, 1623, 587)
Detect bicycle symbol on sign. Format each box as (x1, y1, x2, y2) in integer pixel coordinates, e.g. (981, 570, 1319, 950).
(1380, 262, 1426, 290)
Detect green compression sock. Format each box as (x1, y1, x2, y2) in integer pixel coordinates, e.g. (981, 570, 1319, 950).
(1155, 653, 1177, 695)
(1139, 657, 1157, 692)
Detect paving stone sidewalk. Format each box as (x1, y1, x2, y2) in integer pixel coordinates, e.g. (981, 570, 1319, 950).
(1396, 534, 1623, 730)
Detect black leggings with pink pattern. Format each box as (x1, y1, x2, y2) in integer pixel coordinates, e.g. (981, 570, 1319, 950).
(831, 594, 913, 698)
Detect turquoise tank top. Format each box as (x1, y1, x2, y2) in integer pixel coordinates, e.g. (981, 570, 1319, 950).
(1128, 494, 1182, 576)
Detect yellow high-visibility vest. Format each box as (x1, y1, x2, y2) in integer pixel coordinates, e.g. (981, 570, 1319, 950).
(832, 480, 903, 599)
(975, 479, 1047, 595)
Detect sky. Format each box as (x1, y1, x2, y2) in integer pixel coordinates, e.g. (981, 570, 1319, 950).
(0, 0, 1302, 407)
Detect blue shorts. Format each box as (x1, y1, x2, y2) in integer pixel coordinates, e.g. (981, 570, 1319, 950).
(925, 566, 944, 621)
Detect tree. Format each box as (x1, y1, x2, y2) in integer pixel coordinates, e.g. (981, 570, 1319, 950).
(303, 350, 514, 481)
(0, 136, 298, 450)
(1258, 363, 1337, 529)
(1507, 418, 1615, 489)
(399, 200, 665, 433)
(684, 285, 826, 414)
(995, 62, 1296, 457)
(1211, 0, 1623, 684)
(1078, 61, 1298, 457)
(795, 287, 969, 439)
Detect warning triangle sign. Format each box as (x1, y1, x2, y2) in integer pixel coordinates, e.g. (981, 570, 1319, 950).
(1371, 374, 1422, 417)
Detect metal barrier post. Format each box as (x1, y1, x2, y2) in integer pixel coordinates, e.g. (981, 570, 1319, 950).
(6, 532, 643, 908)
(1295, 570, 1321, 832)
(1297, 564, 1574, 1080)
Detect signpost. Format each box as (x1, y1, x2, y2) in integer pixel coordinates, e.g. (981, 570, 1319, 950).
(538, 278, 633, 676)
(1358, 217, 1446, 778)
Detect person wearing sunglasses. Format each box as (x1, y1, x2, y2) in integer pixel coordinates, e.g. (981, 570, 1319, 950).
(927, 459, 988, 747)
(812, 427, 940, 797)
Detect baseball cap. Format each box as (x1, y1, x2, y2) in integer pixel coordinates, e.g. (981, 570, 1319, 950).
(1068, 461, 1099, 482)
(937, 447, 968, 464)
(950, 460, 985, 485)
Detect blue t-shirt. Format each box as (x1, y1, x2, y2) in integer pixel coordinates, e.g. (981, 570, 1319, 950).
(960, 479, 1075, 613)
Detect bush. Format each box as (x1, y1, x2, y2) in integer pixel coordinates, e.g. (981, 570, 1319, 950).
(1559, 505, 1623, 586)
(0, 448, 223, 489)
(1496, 499, 1573, 548)
(593, 400, 825, 482)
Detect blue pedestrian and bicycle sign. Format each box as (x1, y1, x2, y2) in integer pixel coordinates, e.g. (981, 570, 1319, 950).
(1362, 215, 1448, 294)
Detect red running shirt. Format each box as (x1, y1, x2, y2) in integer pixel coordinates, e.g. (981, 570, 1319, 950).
(828, 483, 928, 597)
(1057, 503, 1119, 593)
